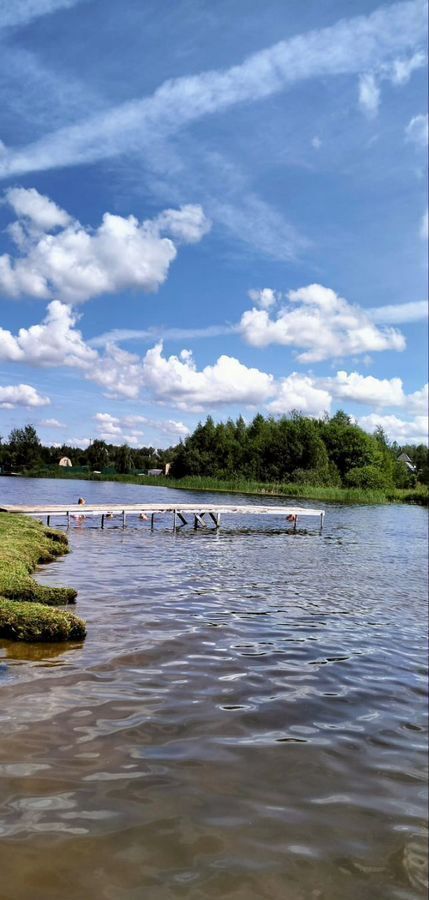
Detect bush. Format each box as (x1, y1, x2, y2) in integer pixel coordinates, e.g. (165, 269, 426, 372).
(345, 465, 389, 490)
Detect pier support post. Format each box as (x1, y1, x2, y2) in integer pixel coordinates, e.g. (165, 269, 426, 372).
(151, 513, 155, 530)
(320, 512, 324, 531)
(47, 515, 50, 526)
(101, 514, 105, 529)
(67, 511, 70, 529)
(173, 510, 177, 531)
(122, 510, 126, 528)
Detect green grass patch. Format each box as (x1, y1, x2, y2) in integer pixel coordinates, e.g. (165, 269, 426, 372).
(0, 513, 86, 642)
(0, 599, 86, 642)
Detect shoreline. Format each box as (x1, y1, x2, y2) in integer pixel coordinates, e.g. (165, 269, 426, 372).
(22, 470, 429, 506)
(0, 513, 86, 642)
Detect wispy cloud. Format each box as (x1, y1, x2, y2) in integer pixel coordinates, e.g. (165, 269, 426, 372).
(368, 300, 428, 324)
(0, 0, 86, 31)
(90, 324, 237, 349)
(405, 112, 429, 147)
(0, 0, 425, 179)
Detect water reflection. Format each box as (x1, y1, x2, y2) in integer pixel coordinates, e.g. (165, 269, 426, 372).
(0, 477, 427, 899)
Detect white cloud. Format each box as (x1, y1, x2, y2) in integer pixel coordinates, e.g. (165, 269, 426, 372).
(90, 323, 236, 348)
(368, 300, 428, 324)
(139, 342, 275, 411)
(240, 283, 406, 362)
(0, 189, 211, 303)
(420, 209, 428, 240)
(0, 0, 85, 30)
(0, 0, 425, 179)
(389, 50, 426, 83)
(68, 436, 91, 449)
(40, 418, 66, 428)
(311, 136, 322, 150)
(327, 370, 405, 407)
(359, 413, 428, 445)
(358, 73, 381, 116)
(0, 383, 50, 408)
(93, 411, 189, 443)
(248, 288, 279, 309)
(269, 373, 331, 417)
(4, 187, 71, 230)
(405, 113, 429, 147)
(0, 300, 97, 367)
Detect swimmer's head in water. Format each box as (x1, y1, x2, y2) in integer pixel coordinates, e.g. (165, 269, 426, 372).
(78, 497, 86, 505)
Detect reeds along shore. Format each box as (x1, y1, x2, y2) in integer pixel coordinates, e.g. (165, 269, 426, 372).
(26, 469, 429, 505)
(0, 513, 86, 642)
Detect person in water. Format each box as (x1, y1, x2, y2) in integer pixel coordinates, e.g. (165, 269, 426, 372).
(78, 497, 86, 505)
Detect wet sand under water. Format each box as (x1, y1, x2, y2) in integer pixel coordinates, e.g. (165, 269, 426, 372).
(0, 479, 427, 899)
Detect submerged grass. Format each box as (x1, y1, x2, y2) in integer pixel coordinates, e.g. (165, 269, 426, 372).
(0, 513, 86, 642)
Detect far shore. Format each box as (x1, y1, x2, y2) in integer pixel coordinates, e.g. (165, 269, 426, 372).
(16, 469, 429, 506)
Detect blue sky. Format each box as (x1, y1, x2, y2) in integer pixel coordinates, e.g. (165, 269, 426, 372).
(0, 0, 427, 449)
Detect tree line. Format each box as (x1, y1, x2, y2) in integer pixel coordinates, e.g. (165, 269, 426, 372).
(0, 413, 428, 489)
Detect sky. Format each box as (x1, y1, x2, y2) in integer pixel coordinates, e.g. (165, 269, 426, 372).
(0, 0, 427, 450)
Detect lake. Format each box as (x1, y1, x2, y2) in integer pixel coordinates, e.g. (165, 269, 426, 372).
(0, 477, 427, 899)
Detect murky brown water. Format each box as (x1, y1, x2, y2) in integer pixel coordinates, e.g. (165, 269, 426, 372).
(0, 478, 428, 900)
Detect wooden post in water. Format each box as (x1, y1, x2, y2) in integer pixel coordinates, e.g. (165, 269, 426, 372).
(151, 513, 155, 530)
(173, 509, 177, 531)
(47, 515, 50, 526)
(67, 511, 70, 529)
(101, 514, 105, 529)
(320, 512, 324, 531)
(122, 510, 126, 528)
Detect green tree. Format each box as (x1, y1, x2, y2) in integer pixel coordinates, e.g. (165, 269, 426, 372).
(8, 424, 42, 469)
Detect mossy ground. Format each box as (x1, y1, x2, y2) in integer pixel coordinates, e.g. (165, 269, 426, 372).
(0, 513, 86, 642)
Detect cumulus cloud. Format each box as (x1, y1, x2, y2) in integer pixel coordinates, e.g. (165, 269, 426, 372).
(0, 383, 50, 408)
(269, 373, 331, 417)
(40, 418, 66, 428)
(327, 371, 405, 407)
(240, 283, 406, 362)
(93, 411, 189, 443)
(0, 188, 210, 303)
(405, 113, 429, 147)
(248, 288, 279, 309)
(138, 342, 275, 411)
(0, 300, 97, 367)
(359, 413, 428, 444)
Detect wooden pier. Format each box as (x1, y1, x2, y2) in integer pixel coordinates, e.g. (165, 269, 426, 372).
(0, 503, 325, 531)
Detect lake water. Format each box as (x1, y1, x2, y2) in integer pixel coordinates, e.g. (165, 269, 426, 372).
(0, 477, 427, 900)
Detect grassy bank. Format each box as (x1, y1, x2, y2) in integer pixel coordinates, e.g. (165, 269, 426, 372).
(0, 513, 86, 642)
(25, 468, 429, 505)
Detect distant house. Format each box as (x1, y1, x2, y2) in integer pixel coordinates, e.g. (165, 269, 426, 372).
(398, 452, 416, 472)
(58, 456, 72, 467)
(147, 468, 163, 477)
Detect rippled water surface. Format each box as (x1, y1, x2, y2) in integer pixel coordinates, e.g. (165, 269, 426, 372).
(0, 478, 427, 900)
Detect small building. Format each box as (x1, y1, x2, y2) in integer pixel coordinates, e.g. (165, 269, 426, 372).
(58, 456, 72, 467)
(398, 452, 416, 472)
(148, 468, 163, 477)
